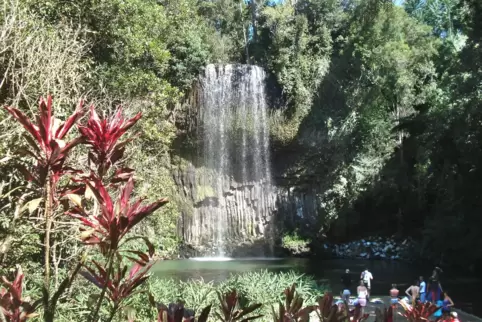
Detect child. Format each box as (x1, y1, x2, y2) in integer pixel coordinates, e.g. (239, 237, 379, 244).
(353, 280, 368, 307)
(451, 312, 460, 322)
(390, 284, 399, 306)
(433, 300, 444, 318)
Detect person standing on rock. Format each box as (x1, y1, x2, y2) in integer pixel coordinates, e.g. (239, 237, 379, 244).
(428, 267, 443, 302)
(390, 284, 400, 306)
(360, 268, 373, 301)
(341, 269, 352, 303)
(419, 276, 427, 303)
(353, 280, 368, 308)
(405, 280, 420, 305)
(441, 291, 454, 316)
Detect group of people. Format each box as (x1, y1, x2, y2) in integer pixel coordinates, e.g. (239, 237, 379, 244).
(340, 266, 456, 317)
(390, 267, 455, 316)
(341, 268, 373, 307)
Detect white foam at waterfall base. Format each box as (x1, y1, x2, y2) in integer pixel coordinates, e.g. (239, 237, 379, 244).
(189, 257, 283, 262)
(190, 256, 233, 262)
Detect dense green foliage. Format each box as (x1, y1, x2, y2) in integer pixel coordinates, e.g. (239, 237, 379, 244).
(15, 270, 322, 321)
(2, 0, 482, 294)
(255, 0, 482, 271)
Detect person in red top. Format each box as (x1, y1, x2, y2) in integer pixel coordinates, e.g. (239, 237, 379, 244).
(390, 284, 399, 306)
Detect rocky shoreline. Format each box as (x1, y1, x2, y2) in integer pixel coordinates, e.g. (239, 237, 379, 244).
(177, 235, 417, 260)
(322, 236, 417, 260)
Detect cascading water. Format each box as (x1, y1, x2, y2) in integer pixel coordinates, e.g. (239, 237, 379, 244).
(190, 64, 275, 256)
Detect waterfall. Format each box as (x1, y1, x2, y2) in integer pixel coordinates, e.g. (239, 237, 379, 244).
(192, 64, 275, 256)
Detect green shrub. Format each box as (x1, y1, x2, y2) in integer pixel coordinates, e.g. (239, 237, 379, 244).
(281, 232, 311, 254)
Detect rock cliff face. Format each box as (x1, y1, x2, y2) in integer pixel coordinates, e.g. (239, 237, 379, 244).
(173, 64, 323, 256)
(173, 163, 323, 257)
(173, 164, 278, 256)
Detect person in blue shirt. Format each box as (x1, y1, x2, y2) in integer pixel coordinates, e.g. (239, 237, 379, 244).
(433, 300, 444, 318)
(419, 276, 427, 303)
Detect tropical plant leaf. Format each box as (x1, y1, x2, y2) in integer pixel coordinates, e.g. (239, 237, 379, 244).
(198, 304, 212, 322)
(66, 194, 82, 208)
(20, 197, 43, 214)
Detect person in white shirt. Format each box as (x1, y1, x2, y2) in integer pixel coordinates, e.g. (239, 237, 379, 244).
(419, 276, 427, 303)
(360, 268, 373, 300)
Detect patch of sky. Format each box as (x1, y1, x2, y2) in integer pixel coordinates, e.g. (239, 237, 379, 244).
(243, 0, 283, 5)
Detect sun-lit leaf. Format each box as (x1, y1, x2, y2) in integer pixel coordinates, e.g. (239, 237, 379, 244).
(123, 305, 136, 322)
(19, 197, 43, 214)
(79, 229, 96, 241)
(84, 184, 94, 200)
(66, 194, 82, 207)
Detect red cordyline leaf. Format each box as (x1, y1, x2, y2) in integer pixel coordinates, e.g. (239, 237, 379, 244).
(68, 176, 168, 251)
(78, 105, 141, 177)
(398, 301, 439, 322)
(81, 259, 153, 306)
(0, 268, 39, 321)
(3, 95, 85, 188)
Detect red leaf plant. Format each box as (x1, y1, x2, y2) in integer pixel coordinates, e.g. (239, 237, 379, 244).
(3, 95, 86, 322)
(272, 284, 315, 322)
(3, 95, 85, 187)
(315, 292, 369, 322)
(0, 267, 40, 322)
(68, 176, 168, 252)
(80, 255, 153, 321)
(215, 289, 263, 322)
(69, 171, 167, 321)
(78, 105, 141, 179)
(349, 304, 369, 322)
(398, 300, 439, 322)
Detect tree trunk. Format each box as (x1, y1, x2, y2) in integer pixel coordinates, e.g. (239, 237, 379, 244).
(44, 174, 53, 294)
(396, 103, 404, 235)
(249, 0, 257, 44)
(239, 1, 250, 64)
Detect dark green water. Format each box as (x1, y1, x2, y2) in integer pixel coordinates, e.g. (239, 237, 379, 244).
(152, 257, 481, 317)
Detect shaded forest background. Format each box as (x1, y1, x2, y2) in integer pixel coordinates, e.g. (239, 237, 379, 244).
(1, 0, 482, 274)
